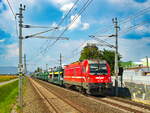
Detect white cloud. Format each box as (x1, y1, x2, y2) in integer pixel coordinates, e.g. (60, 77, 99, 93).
(141, 57, 150, 62)
(2, 9, 15, 21)
(50, 0, 72, 6)
(51, 22, 58, 27)
(81, 23, 90, 30)
(119, 37, 150, 61)
(136, 26, 145, 31)
(68, 14, 90, 30)
(0, 4, 16, 35)
(5, 43, 19, 58)
(25, 39, 85, 71)
(108, 0, 123, 4)
(60, 3, 74, 12)
(69, 14, 81, 30)
(50, 0, 75, 13)
(135, 25, 150, 33)
(72, 37, 150, 63)
(22, 35, 150, 71)
(0, 39, 5, 43)
(25, 0, 36, 5)
(77, 40, 101, 48)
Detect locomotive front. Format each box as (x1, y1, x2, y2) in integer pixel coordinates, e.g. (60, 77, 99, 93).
(83, 60, 112, 95)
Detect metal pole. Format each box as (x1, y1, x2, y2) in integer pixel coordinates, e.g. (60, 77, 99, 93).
(24, 54, 27, 74)
(146, 56, 149, 71)
(46, 64, 48, 70)
(113, 17, 119, 96)
(17, 4, 25, 112)
(60, 53, 62, 67)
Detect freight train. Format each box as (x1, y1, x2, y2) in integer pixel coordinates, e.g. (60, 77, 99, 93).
(33, 59, 112, 95)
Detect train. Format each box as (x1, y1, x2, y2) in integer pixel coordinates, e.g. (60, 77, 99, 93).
(32, 59, 112, 95)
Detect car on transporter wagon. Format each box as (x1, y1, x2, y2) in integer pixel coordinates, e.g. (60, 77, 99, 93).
(33, 59, 113, 95)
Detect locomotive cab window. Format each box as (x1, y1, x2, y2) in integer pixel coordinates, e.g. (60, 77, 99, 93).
(90, 63, 107, 75)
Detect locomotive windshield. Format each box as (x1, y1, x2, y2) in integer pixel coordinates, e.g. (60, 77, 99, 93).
(90, 63, 107, 75)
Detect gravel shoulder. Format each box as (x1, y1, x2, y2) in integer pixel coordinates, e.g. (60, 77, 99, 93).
(23, 78, 50, 113)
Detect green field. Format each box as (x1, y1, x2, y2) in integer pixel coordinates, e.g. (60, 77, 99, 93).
(0, 80, 18, 113)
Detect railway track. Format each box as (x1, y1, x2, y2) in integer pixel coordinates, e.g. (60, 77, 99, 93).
(108, 97, 150, 111)
(29, 78, 87, 113)
(32, 78, 150, 113)
(89, 96, 150, 113)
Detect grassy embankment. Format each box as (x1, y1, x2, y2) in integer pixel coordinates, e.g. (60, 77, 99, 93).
(0, 75, 18, 82)
(0, 80, 18, 113)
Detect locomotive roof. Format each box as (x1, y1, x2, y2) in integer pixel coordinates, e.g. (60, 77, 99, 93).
(88, 59, 106, 64)
(64, 59, 107, 68)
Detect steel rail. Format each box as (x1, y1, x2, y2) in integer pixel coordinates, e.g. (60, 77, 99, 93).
(29, 78, 59, 113)
(35, 78, 150, 113)
(35, 79, 89, 113)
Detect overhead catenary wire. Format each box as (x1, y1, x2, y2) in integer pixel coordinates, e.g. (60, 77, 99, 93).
(43, 0, 92, 52)
(72, 41, 87, 53)
(6, 0, 16, 17)
(58, 0, 93, 39)
(91, 21, 150, 51)
(6, 0, 19, 37)
(59, 5, 150, 63)
(27, 0, 81, 62)
(54, 5, 150, 63)
(119, 21, 150, 36)
(28, 0, 93, 65)
(93, 6, 150, 36)
(64, 39, 98, 62)
(90, 36, 116, 48)
(41, 0, 93, 55)
(37, 0, 80, 53)
(57, 0, 80, 27)
(119, 6, 150, 24)
(29, 1, 150, 68)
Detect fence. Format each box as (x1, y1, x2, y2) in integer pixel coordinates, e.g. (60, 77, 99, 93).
(111, 69, 150, 104)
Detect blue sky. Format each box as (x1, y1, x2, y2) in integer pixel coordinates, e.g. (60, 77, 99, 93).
(0, 0, 150, 71)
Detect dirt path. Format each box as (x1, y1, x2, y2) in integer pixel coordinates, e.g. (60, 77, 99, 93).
(0, 78, 18, 86)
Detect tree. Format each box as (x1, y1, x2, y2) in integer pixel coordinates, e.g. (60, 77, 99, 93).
(79, 43, 103, 61)
(79, 43, 122, 75)
(120, 61, 133, 68)
(102, 49, 121, 74)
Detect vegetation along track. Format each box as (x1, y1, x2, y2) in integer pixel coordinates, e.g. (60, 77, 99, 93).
(33, 78, 150, 113)
(29, 78, 86, 113)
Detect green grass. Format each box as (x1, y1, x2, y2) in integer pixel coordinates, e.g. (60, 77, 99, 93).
(0, 80, 18, 113)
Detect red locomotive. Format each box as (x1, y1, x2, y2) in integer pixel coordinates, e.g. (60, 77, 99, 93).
(64, 59, 112, 95)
